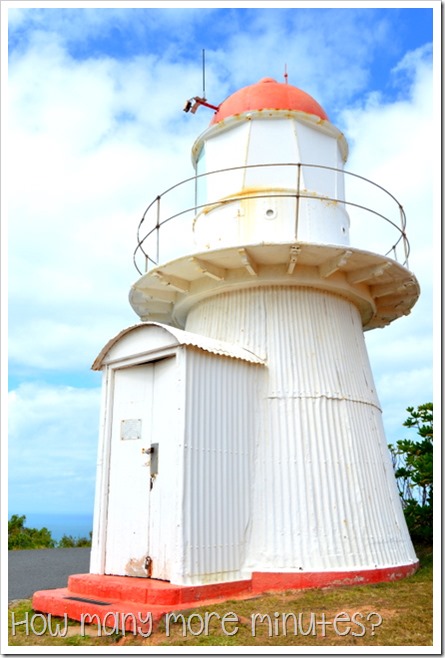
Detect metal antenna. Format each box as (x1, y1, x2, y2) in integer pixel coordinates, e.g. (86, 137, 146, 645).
(183, 49, 219, 114)
(284, 63, 288, 84)
(202, 49, 206, 100)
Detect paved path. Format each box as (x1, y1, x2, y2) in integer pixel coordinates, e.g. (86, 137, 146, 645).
(8, 548, 91, 602)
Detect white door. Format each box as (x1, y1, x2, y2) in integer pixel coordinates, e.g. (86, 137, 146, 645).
(104, 357, 178, 579)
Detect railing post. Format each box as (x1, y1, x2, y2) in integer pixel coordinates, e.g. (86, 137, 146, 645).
(194, 172, 198, 214)
(295, 163, 301, 240)
(156, 195, 161, 266)
(400, 205, 409, 267)
(399, 204, 406, 232)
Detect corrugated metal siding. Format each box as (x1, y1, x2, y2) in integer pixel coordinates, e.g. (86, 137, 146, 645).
(250, 397, 414, 571)
(187, 287, 379, 404)
(186, 291, 268, 361)
(92, 321, 263, 369)
(185, 286, 417, 573)
(181, 350, 263, 584)
(265, 286, 379, 403)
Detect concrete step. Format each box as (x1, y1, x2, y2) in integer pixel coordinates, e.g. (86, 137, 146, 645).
(67, 573, 253, 605)
(32, 574, 257, 632)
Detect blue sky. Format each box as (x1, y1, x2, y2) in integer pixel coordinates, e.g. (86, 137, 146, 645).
(3, 3, 438, 518)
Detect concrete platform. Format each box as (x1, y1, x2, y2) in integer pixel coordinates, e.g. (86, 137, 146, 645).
(32, 562, 418, 631)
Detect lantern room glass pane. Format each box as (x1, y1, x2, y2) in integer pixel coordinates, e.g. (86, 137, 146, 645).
(195, 123, 250, 208)
(244, 119, 300, 190)
(296, 123, 338, 198)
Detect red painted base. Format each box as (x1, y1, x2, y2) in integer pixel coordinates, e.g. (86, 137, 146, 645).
(32, 562, 419, 632)
(251, 562, 419, 591)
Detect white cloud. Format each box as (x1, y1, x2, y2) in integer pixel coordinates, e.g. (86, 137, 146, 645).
(342, 45, 435, 442)
(207, 8, 397, 112)
(7, 35, 211, 375)
(8, 7, 214, 51)
(8, 383, 101, 513)
(376, 366, 433, 443)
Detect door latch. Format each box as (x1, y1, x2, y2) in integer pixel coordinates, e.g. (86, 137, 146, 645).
(142, 443, 159, 477)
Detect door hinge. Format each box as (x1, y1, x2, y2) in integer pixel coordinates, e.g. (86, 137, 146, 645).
(144, 555, 153, 577)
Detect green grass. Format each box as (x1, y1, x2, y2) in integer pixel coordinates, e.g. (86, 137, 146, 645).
(7, 545, 433, 648)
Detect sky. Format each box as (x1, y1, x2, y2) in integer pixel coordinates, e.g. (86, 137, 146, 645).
(3, 2, 439, 518)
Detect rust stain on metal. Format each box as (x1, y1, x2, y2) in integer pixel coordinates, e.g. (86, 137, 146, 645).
(125, 556, 150, 578)
(145, 555, 153, 577)
(200, 186, 293, 215)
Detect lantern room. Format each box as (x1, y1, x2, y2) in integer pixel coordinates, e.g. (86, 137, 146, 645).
(192, 77, 350, 249)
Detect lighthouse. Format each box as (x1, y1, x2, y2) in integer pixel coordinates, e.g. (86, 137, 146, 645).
(33, 77, 420, 625)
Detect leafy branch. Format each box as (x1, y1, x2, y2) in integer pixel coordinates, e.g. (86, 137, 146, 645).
(388, 403, 433, 544)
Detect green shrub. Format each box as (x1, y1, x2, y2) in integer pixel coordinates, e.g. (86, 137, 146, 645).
(8, 515, 92, 549)
(58, 532, 92, 548)
(389, 403, 433, 545)
(8, 514, 56, 550)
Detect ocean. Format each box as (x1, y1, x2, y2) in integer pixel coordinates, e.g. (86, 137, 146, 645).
(10, 512, 94, 542)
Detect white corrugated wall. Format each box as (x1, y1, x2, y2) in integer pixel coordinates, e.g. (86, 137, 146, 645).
(185, 286, 417, 573)
(180, 349, 264, 584)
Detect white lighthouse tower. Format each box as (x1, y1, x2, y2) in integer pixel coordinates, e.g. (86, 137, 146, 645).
(33, 77, 420, 625)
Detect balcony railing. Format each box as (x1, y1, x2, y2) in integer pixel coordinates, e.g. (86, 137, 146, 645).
(133, 163, 410, 276)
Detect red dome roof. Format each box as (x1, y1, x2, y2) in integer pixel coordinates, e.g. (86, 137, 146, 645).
(210, 77, 328, 125)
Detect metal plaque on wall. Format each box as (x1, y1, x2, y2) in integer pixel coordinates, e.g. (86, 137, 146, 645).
(120, 419, 142, 440)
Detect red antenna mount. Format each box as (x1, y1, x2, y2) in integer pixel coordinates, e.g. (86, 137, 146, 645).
(183, 96, 219, 114)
